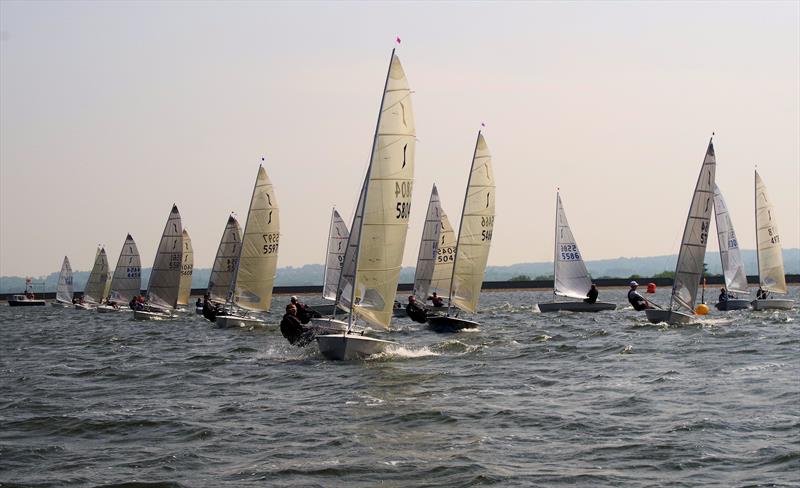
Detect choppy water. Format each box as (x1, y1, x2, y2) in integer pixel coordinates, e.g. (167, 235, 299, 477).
(1, 287, 799, 487)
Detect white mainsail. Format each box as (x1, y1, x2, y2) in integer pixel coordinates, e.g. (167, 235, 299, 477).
(177, 229, 194, 306)
(413, 185, 443, 301)
(337, 49, 416, 329)
(713, 185, 748, 294)
(146, 205, 183, 310)
(207, 215, 242, 303)
(108, 234, 142, 304)
(323, 208, 349, 301)
(230, 164, 279, 312)
(754, 170, 787, 294)
(449, 132, 495, 313)
(430, 209, 456, 297)
(553, 192, 592, 299)
(56, 256, 74, 303)
(83, 247, 109, 304)
(669, 138, 716, 312)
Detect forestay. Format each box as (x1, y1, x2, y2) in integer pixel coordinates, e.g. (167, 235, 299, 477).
(177, 229, 194, 305)
(450, 132, 495, 314)
(413, 185, 443, 301)
(755, 171, 787, 293)
(553, 192, 592, 299)
(108, 234, 141, 304)
(207, 215, 242, 303)
(338, 50, 416, 329)
(146, 205, 183, 310)
(670, 139, 716, 312)
(323, 208, 349, 301)
(84, 247, 109, 304)
(713, 185, 748, 294)
(231, 165, 279, 312)
(56, 256, 74, 303)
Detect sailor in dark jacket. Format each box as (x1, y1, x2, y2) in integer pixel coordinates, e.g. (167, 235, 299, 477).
(406, 296, 428, 323)
(280, 304, 315, 346)
(584, 284, 599, 304)
(627, 281, 651, 311)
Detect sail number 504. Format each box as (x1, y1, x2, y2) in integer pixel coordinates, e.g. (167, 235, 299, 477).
(262, 233, 279, 254)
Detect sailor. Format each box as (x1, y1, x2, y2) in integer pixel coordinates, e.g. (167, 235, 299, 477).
(584, 284, 599, 304)
(427, 292, 445, 308)
(756, 287, 768, 300)
(290, 295, 321, 325)
(195, 297, 202, 308)
(202, 293, 218, 322)
(718, 287, 728, 304)
(627, 281, 651, 311)
(406, 296, 428, 323)
(280, 304, 315, 346)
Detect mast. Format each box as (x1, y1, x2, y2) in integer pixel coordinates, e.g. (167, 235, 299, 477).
(754, 168, 760, 288)
(553, 190, 559, 299)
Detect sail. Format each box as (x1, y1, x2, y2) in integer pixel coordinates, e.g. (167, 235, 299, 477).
(177, 229, 194, 305)
(108, 234, 141, 304)
(553, 193, 592, 299)
(55, 256, 74, 303)
(755, 171, 787, 293)
(430, 209, 456, 297)
(670, 139, 716, 312)
(338, 50, 416, 329)
(412, 185, 443, 300)
(83, 247, 109, 304)
(713, 185, 748, 294)
(323, 208, 349, 301)
(450, 132, 495, 313)
(147, 205, 183, 310)
(207, 215, 242, 303)
(231, 165, 279, 312)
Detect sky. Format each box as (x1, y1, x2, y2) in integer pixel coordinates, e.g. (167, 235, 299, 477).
(1, 1, 798, 277)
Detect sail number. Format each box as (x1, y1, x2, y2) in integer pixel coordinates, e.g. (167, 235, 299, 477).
(699, 220, 709, 245)
(481, 215, 494, 242)
(396, 201, 411, 219)
(127, 267, 141, 278)
(181, 264, 193, 276)
(559, 244, 581, 261)
(437, 246, 455, 263)
(168, 253, 182, 270)
(395, 181, 412, 220)
(767, 227, 781, 244)
(262, 233, 279, 254)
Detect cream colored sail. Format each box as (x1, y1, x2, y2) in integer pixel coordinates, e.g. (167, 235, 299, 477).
(338, 50, 415, 329)
(413, 185, 443, 300)
(430, 209, 456, 297)
(669, 139, 716, 313)
(323, 208, 349, 301)
(177, 229, 194, 305)
(146, 205, 183, 310)
(755, 170, 787, 293)
(554, 192, 592, 299)
(84, 247, 109, 304)
(713, 185, 748, 294)
(207, 215, 242, 303)
(108, 234, 141, 304)
(56, 256, 74, 303)
(449, 132, 495, 313)
(231, 164, 279, 311)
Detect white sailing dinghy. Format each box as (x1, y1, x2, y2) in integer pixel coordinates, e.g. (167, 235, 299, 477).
(204, 214, 242, 314)
(411, 184, 454, 313)
(98, 234, 141, 313)
(76, 247, 109, 310)
(176, 229, 194, 309)
(134, 205, 183, 320)
(215, 164, 279, 328)
(427, 131, 495, 332)
(52, 256, 74, 307)
(751, 170, 794, 310)
(312, 208, 349, 317)
(537, 192, 615, 312)
(646, 138, 716, 325)
(316, 49, 416, 360)
(712, 185, 750, 310)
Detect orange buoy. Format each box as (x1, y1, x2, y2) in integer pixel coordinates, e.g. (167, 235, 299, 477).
(646, 283, 656, 294)
(695, 303, 709, 315)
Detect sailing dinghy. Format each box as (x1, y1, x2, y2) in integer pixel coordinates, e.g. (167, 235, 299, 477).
(411, 184, 454, 314)
(176, 229, 194, 309)
(751, 170, 794, 310)
(134, 205, 183, 320)
(712, 185, 750, 310)
(98, 234, 141, 313)
(427, 131, 496, 332)
(76, 247, 109, 310)
(536, 192, 615, 312)
(52, 256, 74, 307)
(645, 137, 716, 324)
(214, 164, 279, 328)
(316, 49, 415, 360)
(311, 208, 349, 317)
(204, 214, 242, 314)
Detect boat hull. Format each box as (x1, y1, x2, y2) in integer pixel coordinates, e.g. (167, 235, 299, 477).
(96, 305, 123, 313)
(715, 299, 751, 311)
(74, 303, 96, 311)
(308, 317, 349, 334)
(8, 299, 46, 307)
(427, 315, 480, 333)
(537, 301, 616, 313)
(215, 314, 265, 328)
(133, 310, 172, 321)
(751, 299, 794, 310)
(316, 334, 395, 360)
(644, 309, 694, 325)
(51, 300, 72, 308)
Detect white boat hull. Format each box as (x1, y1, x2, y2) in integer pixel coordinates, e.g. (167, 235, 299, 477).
(74, 303, 96, 311)
(714, 299, 751, 311)
(215, 314, 265, 328)
(96, 305, 123, 313)
(751, 299, 794, 310)
(308, 317, 349, 334)
(51, 300, 72, 308)
(644, 309, 694, 325)
(427, 315, 480, 332)
(133, 309, 172, 321)
(316, 334, 395, 360)
(537, 301, 616, 313)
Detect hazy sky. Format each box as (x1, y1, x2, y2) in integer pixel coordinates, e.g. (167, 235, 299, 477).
(1, 1, 798, 277)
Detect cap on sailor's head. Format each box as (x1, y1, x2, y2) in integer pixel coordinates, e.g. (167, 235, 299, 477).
(630, 281, 639, 287)
(290, 296, 298, 301)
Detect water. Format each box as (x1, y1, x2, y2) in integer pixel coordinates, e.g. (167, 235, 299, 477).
(2, 288, 798, 487)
